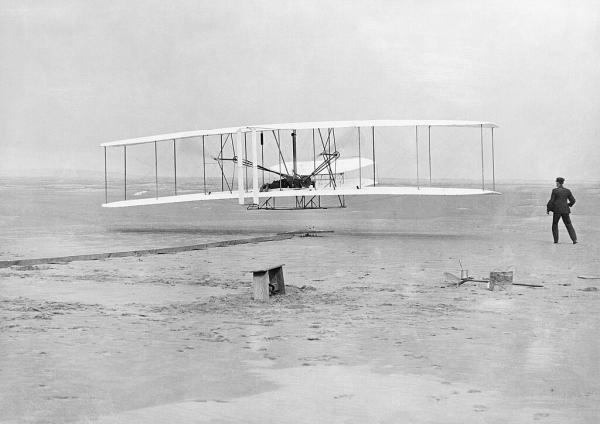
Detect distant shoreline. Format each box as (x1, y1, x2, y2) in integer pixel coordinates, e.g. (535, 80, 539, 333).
(1, 173, 599, 187)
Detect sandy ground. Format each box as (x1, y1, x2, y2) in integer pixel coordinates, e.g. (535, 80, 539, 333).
(1, 208, 599, 423)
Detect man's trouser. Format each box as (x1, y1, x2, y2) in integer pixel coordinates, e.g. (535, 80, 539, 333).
(552, 213, 577, 243)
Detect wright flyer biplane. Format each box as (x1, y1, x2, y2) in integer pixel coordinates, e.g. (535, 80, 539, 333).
(101, 120, 500, 210)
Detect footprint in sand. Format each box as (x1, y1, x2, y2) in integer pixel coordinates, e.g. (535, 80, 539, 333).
(534, 412, 550, 420)
(473, 404, 488, 412)
(333, 394, 354, 399)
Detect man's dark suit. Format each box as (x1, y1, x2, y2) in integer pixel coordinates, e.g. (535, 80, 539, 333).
(546, 187, 577, 243)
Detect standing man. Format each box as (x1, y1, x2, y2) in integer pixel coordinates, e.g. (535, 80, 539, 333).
(546, 177, 577, 244)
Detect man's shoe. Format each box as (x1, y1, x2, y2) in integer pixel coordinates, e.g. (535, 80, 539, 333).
(573, 241, 578, 244)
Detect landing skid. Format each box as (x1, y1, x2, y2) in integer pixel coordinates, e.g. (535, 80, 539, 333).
(247, 195, 346, 210)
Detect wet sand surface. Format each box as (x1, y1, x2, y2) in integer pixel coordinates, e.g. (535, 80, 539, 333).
(1, 182, 599, 423)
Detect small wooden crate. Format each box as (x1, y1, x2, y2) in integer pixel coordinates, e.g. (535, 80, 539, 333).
(251, 264, 285, 301)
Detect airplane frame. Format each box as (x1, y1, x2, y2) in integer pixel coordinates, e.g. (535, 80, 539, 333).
(101, 120, 500, 210)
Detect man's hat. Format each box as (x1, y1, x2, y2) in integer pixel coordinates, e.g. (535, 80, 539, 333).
(556, 177, 565, 184)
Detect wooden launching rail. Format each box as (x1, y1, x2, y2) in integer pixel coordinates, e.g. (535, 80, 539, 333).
(0, 234, 296, 269)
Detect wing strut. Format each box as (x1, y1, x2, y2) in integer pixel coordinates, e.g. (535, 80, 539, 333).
(104, 147, 108, 203)
(260, 132, 265, 186)
(154, 141, 158, 198)
(219, 135, 224, 191)
(332, 129, 337, 176)
(244, 132, 248, 192)
(312, 129, 316, 175)
(292, 130, 297, 176)
(358, 127, 362, 189)
(202, 135, 206, 194)
(480, 124, 485, 191)
(491, 128, 496, 191)
(173, 139, 177, 195)
(124, 146, 127, 200)
(251, 130, 259, 205)
(372, 127, 376, 187)
(236, 129, 244, 205)
(415, 126, 420, 189)
(428, 125, 432, 186)
(277, 131, 281, 193)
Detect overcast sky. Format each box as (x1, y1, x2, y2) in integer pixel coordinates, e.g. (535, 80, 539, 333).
(1, 0, 598, 182)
